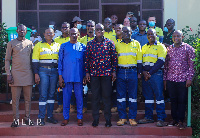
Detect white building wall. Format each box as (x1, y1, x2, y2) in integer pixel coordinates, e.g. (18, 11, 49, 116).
(2, 0, 16, 28)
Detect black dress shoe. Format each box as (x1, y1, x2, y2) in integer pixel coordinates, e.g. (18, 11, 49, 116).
(25, 119, 35, 126)
(11, 119, 19, 127)
(38, 118, 45, 126)
(92, 119, 99, 127)
(105, 119, 112, 127)
(46, 117, 58, 124)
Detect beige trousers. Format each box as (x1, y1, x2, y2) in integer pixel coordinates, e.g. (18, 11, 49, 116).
(11, 85, 32, 120)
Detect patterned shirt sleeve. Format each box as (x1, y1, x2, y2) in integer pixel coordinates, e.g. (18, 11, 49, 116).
(84, 41, 90, 74)
(186, 45, 195, 81)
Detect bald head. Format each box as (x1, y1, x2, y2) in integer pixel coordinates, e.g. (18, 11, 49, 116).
(173, 30, 183, 36)
(147, 28, 156, 35)
(172, 30, 183, 45)
(70, 28, 79, 43)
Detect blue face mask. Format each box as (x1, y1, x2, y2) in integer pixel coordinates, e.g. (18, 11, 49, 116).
(49, 25, 54, 30)
(32, 29, 37, 34)
(149, 21, 155, 27)
(164, 27, 168, 32)
(77, 24, 82, 29)
(82, 25, 86, 29)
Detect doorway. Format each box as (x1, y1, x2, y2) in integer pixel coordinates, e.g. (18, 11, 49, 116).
(102, 5, 140, 24)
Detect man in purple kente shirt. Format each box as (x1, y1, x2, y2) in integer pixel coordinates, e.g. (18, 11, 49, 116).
(163, 30, 195, 130)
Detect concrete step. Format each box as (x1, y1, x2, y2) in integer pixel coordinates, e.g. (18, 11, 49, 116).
(0, 101, 172, 111)
(0, 110, 172, 122)
(0, 122, 192, 137)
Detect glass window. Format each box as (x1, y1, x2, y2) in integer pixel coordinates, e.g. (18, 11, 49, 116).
(39, 5, 78, 10)
(39, 12, 79, 33)
(80, 0, 99, 9)
(142, 10, 163, 28)
(39, 0, 78, 3)
(18, 12, 38, 29)
(142, 0, 163, 9)
(101, 0, 140, 3)
(18, 0, 37, 10)
(80, 11, 99, 25)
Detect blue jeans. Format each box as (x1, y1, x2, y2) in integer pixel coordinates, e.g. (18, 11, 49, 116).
(38, 67, 58, 119)
(142, 70, 166, 121)
(117, 68, 138, 119)
(63, 82, 83, 120)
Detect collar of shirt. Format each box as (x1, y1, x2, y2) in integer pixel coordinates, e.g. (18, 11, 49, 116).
(121, 39, 134, 43)
(41, 39, 55, 43)
(172, 42, 183, 48)
(94, 36, 106, 42)
(132, 26, 139, 32)
(105, 29, 113, 33)
(136, 31, 147, 36)
(147, 40, 158, 45)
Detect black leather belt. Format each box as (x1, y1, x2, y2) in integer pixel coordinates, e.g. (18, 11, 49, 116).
(41, 66, 58, 69)
(118, 66, 136, 69)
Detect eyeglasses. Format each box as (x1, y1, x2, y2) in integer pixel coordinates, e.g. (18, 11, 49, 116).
(87, 25, 94, 27)
(62, 27, 69, 29)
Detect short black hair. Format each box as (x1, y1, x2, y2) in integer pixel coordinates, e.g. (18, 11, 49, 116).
(148, 16, 156, 20)
(17, 24, 26, 30)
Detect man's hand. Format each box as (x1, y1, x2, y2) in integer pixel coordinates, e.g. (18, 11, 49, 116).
(35, 74, 40, 85)
(86, 73, 90, 83)
(7, 75, 14, 84)
(83, 77, 87, 85)
(138, 73, 142, 79)
(59, 75, 65, 88)
(163, 80, 167, 90)
(143, 71, 149, 81)
(112, 72, 116, 82)
(186, 80, 192, 87)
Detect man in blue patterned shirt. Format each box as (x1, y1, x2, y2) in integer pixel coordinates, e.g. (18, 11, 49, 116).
(84, 23, 118, 127)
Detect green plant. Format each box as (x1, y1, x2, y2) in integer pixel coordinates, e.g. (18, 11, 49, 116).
(182, 25, 200, 137)
(0, 23, 8, 93)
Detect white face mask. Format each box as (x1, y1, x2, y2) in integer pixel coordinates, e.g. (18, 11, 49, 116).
(77, 24, 82, 29)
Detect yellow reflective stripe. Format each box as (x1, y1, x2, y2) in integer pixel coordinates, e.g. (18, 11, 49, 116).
(143, 62, 154, 66)
(40, 51, 58, 55)
(118, 52, 137, 57)
(118, 64, 137, 67)
(137, 60, 142, 63)
(32, 59, 39, 62)
(143, 54, 157, 58)
(39, 59, 58, 63)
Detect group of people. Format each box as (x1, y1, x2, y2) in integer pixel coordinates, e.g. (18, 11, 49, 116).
(5, 13, 195, 130)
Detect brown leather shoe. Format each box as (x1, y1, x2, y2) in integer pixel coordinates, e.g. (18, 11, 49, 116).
(61, 120, 69, 126)
(77, 119, 83, 126)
